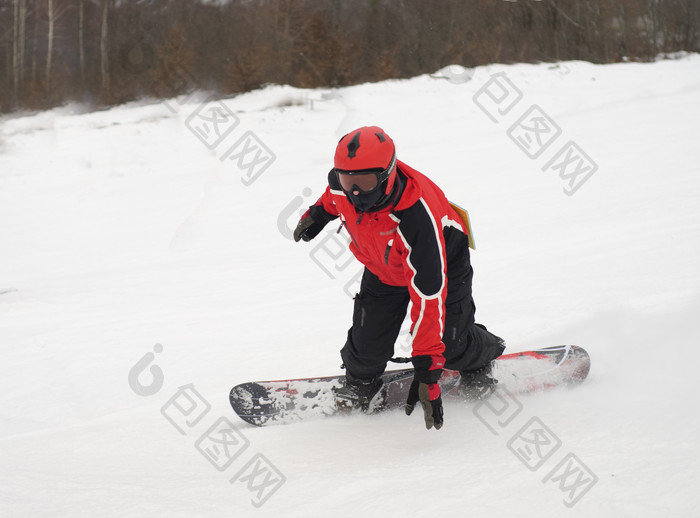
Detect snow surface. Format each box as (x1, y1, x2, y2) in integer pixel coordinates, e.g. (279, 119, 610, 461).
(2, 55, 700, 517)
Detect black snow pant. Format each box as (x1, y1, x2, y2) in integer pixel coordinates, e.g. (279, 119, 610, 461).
(340, 267, 505, 380)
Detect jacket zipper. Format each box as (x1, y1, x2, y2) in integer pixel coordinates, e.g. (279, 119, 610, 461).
(339, 218, 360, 248)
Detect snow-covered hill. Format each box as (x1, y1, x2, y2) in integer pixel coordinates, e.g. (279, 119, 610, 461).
(2, 55, 699, 517)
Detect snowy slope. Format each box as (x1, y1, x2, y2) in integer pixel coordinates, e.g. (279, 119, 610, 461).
(2, 55, 700, 517)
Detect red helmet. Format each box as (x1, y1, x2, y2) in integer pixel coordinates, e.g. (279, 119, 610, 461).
(334, 126, 397, 195)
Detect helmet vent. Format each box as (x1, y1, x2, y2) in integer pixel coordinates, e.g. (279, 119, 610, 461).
(347, 131, 361, 158)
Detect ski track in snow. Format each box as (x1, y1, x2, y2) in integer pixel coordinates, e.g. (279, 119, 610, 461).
(1, 55, 700, 517)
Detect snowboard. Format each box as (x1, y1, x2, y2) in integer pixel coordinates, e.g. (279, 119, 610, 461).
(229, 345, 590, 427)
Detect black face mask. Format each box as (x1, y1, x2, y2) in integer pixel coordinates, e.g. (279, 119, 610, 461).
(345, 185, 385, 212)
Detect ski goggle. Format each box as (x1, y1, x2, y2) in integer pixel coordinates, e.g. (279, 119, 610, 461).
(336, 170, 381, 193)
(335, 155, 397, 193)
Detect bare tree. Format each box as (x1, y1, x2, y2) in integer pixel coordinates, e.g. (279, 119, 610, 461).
(18, 0, 25, 83)
(45, 0, 70, 91)
(12, 0, 27, 101)
(100, 0, 110, 97)
(12, 0, 19, 99)
(78, 0, 85, 85)
(30, 0, 39, 83)
(45, 0, 53, 89)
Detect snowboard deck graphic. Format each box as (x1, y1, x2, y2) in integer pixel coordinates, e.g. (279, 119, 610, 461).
(229, 345, 590, 426)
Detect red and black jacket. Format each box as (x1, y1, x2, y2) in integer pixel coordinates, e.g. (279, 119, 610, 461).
(309, 160, 471, 359)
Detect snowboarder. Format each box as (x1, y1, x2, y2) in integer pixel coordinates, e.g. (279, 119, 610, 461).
(293, 126, 505, 430)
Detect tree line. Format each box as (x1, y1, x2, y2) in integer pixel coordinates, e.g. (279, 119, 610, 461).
(1, 0, 698, 114)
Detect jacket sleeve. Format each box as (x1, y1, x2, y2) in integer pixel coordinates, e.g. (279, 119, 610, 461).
(395, 198, 448, 359)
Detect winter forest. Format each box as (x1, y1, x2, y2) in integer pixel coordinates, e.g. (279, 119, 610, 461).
(1, 0, 699, 113)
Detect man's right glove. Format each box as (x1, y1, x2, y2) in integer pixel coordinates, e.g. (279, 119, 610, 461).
(405, 354, 445, 430)
(293, 205, 335, 242)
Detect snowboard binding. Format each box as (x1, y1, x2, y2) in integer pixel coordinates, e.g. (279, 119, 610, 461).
(332, 373, 383, 412)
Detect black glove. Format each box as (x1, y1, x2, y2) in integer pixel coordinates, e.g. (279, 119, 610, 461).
(293, 205, 335, 242)
(405, 354, 445, 430)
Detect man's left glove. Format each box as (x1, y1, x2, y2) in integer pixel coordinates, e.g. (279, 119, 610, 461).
(293, 205, 335, 242)
(405, 354, 445, 430)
